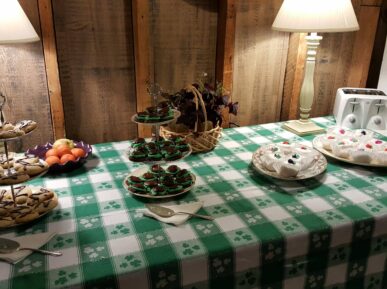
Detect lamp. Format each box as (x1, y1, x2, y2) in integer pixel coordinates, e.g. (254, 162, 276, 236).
(0, 0, 39, 44)
(272, 0, 359, 135)
(0, 0, 39, 125)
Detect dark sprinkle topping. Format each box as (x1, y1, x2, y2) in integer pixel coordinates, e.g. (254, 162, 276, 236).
(361, 130, 366, 135)
(288, 159, 295, 165)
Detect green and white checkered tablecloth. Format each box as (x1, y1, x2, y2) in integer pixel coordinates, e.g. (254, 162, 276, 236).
(0, 116, 386, 289)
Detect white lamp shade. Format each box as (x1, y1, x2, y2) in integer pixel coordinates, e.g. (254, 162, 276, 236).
(0, 0, 39, 44)
(272, 0, 359, 33)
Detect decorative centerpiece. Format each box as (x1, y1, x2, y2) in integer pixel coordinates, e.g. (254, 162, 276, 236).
(160, 78, 238, 153)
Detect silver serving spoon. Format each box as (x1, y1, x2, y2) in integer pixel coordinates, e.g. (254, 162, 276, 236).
(146, 204, 214, 221)
(0, 237, 62, 256)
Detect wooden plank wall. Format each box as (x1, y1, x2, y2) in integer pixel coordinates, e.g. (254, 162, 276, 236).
(0, 0, 53, 150)
(150, 0, 218, 93)
(232, 0, 289, 126)
(52, 0, 137, 144)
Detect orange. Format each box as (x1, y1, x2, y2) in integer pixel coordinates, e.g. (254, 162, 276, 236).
(60, 154, 76, 164)
(71, 148, 86, 158)
(56, 145, 72, 157)
(45, 148, 59, 158)
(45, 156, 60, 166)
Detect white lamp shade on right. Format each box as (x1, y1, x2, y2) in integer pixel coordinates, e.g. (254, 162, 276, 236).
(272, 0, 359, 33)
(0, 0, 39, 44)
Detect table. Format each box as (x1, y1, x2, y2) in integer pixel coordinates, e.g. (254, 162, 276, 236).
(0, 116, 386, 289)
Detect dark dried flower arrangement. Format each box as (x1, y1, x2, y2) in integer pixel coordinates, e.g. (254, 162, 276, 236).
(163, 80, 239, 132)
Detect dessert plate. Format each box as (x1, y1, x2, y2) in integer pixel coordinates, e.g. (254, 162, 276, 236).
(131, 110, 181, 125)
(313, 135, 387, 167)
(0, 186, 58, 229)
(126, 145, 192, 164)
(251, 144, 327, 180)
(123, 167, 196, 199)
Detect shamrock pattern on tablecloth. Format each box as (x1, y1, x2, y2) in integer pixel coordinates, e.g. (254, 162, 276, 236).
(105, 157, 122, 164)
(195, 223, 217, 236)
(155, 270, 177, 289)
(212, 257, 232, 275)
(286, 204, 305, 215)
(204, 175, 221, 183)
(241, 212, 264, 225)
(140, 232, 168, 247)
(327, 195, 347, 207)
(224, 192, 241, 201)
(110, 224, 130, 236)
(255, 197, 273, 208)
(176, 240, 203, 257)
(349, 262, 365, 278)
(79, 217, 101, 229)
(363, 187, 384, 199)
(366, 175, 385, 184)
(71, 176, 89, 185)
(329, 247, 348, 264)
(103, 200, 122, 210)
(50, 209, 72, 221)
(232, 179, 251, 189)
(306, 274, 324, 289)
(263, 243, 282, 262)
(75, 195, 94, 205)
(119, 255, 142, 269)
(193, 185, 211, 194)
(53, 270, 78, 287)
(97, 182, 113, 189)
(310, 233, 329, 250)
(16, 257, 43, 274)
(231, 230, 254, 244)
(52, 235, 74, 249)
(82, 244, 108, 261)
(237, 270, 258, 288)
(370, 236, 387, 253)
(364, 202, 384, 213)
(285, 258, 307, 277)
(364, 274, 383, 289)
(354, 221, 373, 240)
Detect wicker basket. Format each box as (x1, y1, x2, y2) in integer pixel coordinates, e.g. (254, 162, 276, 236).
(159, 85, 222, 153)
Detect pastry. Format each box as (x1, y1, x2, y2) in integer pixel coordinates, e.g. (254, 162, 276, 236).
(277, 141, 294, 154)
(165, 183, 183, 194)
(128, 176, 142, 185)
(150, 164, 165, 175)
(13, 186, 32, 205)
(375, 148, 387, 165)
(320, 134, 337, 151)
(150, 185, 167, 196)
(131, 138, 146, 148)
(0, 152, 15, 169)
(0, 216, 14, 227)
(140, 172, 155, 182)
(34, 196, 58, 214)
(350, 147, 373, 163)
(261, 152, 283, 171)
(148, 149, 163, 161)
(353, 129, 374, 141)
(129, 150, 147, 162)
(327, 127, 352, 138)
(13, 157, 48, 176)
(274, 159, 301, 178)
(166, 165, 180, 175)
(331, 140, 354, 159)
(15, 120, 37, 133)
(366, 139, 385, 152)
(176, 169, 190, 178)
(163, 148, 182, 160)
(15, 211, 40, 224)
(176, 175, 193, 187)
(0, 170, 30, 185)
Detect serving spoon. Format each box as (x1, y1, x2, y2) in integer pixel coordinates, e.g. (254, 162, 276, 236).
(146, 204, 214, 221)
(0, 237, 62, 256)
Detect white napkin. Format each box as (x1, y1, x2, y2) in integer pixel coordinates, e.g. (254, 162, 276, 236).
(0, 232, 56, 264)
(139, 201, 204, 226)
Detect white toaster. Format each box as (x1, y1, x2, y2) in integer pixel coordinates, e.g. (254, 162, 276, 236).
(333, 88, 387, 134)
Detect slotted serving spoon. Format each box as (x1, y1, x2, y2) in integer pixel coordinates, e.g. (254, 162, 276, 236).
(146, 204, 214, 221)
(0, 238, 62, 256)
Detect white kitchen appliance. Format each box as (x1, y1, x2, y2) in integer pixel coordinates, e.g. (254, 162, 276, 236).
(333, 88, 387, 135)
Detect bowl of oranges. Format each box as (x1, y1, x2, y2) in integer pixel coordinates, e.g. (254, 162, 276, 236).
(27, 138, 92, 173)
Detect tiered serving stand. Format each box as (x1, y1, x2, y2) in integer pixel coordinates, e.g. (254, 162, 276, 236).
(124, 88, 196, 199)
(0, 95, 57, 228)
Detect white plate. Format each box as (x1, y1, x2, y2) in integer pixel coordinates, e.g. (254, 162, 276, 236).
(312, 135, 387, 167)
(131, 110, 181, 126)
(123, 166, 196, 199)
(251, 144, 327, 180)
